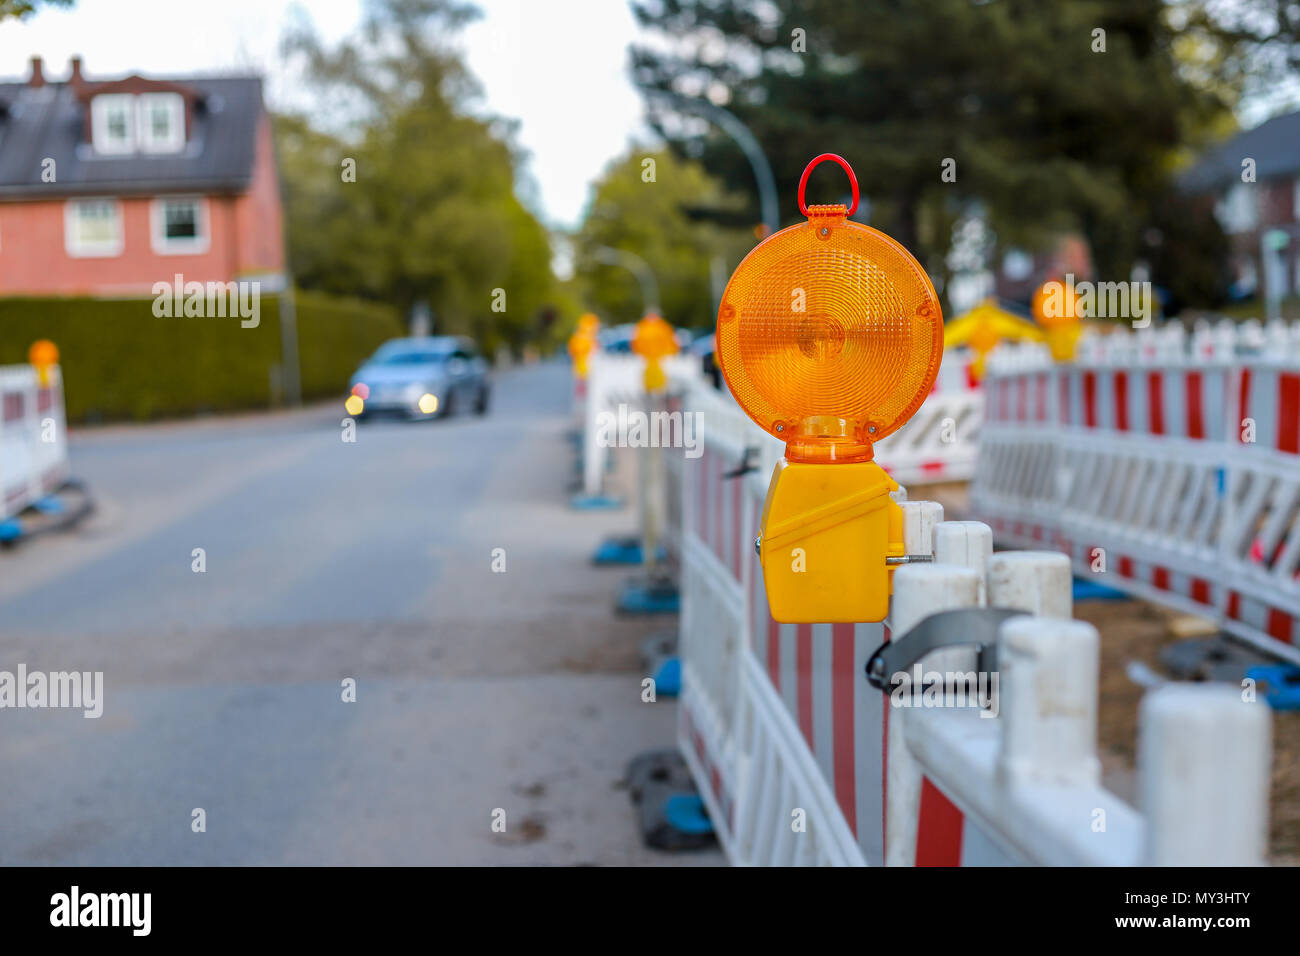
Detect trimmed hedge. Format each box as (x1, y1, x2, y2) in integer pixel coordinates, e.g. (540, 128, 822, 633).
(0, 290, 403, 422)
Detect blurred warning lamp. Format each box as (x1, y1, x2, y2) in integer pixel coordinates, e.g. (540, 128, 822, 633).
(715, 153, 943, 622)
(632, 313, 678, 392)
(344, 394, 364, 417)
(29, 339, 59, 386)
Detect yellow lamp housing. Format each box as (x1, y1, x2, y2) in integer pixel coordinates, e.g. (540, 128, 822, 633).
(717, 154, 943, 623)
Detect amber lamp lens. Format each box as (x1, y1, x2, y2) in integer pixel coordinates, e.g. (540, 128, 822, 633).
(715, 208, 943, 463)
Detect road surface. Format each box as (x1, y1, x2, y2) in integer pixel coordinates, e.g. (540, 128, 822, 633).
(0, 361, 721, 865)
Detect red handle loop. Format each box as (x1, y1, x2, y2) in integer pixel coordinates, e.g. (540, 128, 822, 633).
(797, 152, 859, 218)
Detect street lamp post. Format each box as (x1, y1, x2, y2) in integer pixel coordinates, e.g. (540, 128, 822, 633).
(593, 246, 661, 316)
(645, 89, 780, 238)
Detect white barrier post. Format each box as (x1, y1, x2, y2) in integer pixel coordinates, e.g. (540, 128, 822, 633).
(1139, 685, 1271, 865)
(885, 557, 981, 866)
(997, 616, 1101, 789)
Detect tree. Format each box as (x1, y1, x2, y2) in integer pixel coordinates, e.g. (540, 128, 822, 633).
(630, 0, 1225, 301)
(277, 0, 557, 354)
(0, 0, 72, 20)
(573, 149, 749, 331)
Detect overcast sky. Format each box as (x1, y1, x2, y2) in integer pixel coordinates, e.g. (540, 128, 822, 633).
(0, 0, 652, 230)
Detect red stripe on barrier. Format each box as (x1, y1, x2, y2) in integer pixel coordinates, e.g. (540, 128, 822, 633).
(796, 624, 813, 747)
(1037, 372, 1047, 423)
(1228, 591, 1241, 620)
(831, 623, 856, 834)
(36, 388, 53, 414)
(915, 777, 964, 866)
(1186, 372, 1205, 439)
(1278, 373, 1300, 454)
(767, 617, 780, 691)
(1153, 566, 1170, 591)
(1016, 375, 1027, 422)
(2, 393, 23, 422)
(732, 467, 743, 581)
(1119, 556, 1134, 578)
(1267, 609, 1293, 644)
(1083, 372, 1096, 428)
(717, 452, 728, 556)
(920, 461, 944, 474)
(1191, 578, 1210, 605)
(966, 364, 978, 389)
(1114, 371, 1129, 432)
(1059, 374, 1070, 425)
(1238, 368, 1252, 445)
(1147, 372, 1164, 435)
(880, 623, 892, 859)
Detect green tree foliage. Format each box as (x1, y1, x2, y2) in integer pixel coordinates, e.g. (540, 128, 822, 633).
(0, 0, 71, 21)
(629, 0, 1231, 302)
(573, 149, 750, 331)
(277, 0, 557, 354)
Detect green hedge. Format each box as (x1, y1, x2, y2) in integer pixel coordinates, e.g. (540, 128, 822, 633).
(0, 290, 403, 422)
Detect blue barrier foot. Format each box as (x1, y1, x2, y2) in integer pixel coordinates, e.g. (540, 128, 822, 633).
(625, 749, 717, 851)
(570, 493, 624, 510)
(617, 577, 680, 614)
(0, 518, 22, 543)
(652, 656, 681, 697)
(591, 535, 667, 565)
(1246, 664, 1300, 710)
(33, 495, 66, 515)
(1072, 578, 1129, 601)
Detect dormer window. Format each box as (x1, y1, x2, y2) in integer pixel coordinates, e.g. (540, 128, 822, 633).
(137, 93, 184, 153)
(90, 91, 185, 155)
(91, 93, 135, 154)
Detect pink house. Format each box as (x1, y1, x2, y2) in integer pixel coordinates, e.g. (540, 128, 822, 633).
(0, 56, 284, 297)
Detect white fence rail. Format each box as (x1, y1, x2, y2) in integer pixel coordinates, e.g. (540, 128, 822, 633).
(0, 364, 69, 521)
(973, 319, 1300, 666)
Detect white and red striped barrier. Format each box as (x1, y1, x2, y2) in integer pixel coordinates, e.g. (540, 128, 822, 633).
(0, 364, 69, 521)
(872, 346, 982, 485)
(674, 371, 1272, 866)
(974, 319, 1300, 665)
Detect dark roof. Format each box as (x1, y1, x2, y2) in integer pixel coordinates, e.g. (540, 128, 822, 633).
(1180, 110, 1300, 192)
(0, 74, 265, 199)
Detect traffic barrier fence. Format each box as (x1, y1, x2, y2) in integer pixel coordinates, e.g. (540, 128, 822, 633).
(973, 319, 1300, 667)
(663, 368, 1272, 866)
(0, 364, 69, 521)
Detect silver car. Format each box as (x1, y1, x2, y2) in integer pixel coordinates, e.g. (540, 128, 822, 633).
(349, 336, 490, 419)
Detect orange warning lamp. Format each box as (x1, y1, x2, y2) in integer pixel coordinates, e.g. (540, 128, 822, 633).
(29, 339, 59, 387)
(716, 154, 943, 622)
(632, 313, 678, 393)
(568, 317, 599, 380)
(1032, 277, 1082, 362)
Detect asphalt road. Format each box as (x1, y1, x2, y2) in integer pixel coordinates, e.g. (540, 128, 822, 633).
(0, 361, 720, 865)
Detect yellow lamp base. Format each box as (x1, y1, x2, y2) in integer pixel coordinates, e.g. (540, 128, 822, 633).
(758, 459, 904, 623)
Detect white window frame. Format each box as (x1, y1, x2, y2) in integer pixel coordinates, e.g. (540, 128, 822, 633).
(90, 93, 136, 155)
(150, 196, 209, 255)
(136, 93, 185, 154)
(64, 198, 124, 258)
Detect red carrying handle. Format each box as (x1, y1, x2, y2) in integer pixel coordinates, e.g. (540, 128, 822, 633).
(797, 152, 859, 218)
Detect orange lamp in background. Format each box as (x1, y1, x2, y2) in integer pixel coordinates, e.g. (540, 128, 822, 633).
(1033, 277, 1083, 362)
(29, 339, 59, 387)
(631, 313, 678, 393)
(716, 153, 944, 622)
(568, 315, 600, 380)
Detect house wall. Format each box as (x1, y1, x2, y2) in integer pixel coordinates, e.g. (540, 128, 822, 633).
(0, 115, 285, 297)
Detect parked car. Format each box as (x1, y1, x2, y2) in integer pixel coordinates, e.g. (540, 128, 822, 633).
(349, 336, 489, 419)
